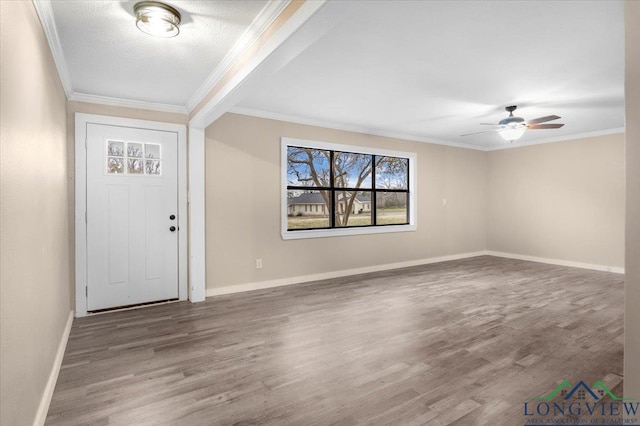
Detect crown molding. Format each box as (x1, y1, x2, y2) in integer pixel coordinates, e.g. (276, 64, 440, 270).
(229, 106, 484, 151)
(33, 0, 73, 98)
(485, 127, 626, 151)
(185, 0, 291, 112)
(69, 93, 188, 115)
(230, 107, 625, 152)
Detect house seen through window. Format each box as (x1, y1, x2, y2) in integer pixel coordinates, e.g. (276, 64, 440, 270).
(286, 145, 410, 231)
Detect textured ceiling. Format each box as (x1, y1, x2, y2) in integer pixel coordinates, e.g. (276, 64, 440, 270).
(235, 0, 625, 149)
(45, 0, 624, 148)
(48, 0, 270, 107)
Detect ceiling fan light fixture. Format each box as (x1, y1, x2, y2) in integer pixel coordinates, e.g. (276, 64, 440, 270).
(461, 105, 564, 142)
(499, 126, 526, 142)
(134, 1, 181, 38)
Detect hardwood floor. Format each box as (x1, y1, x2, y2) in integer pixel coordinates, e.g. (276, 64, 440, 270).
(46, 256, 624, 425)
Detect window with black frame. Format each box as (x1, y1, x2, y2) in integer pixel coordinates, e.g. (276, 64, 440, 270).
(286, 145, 410, 231)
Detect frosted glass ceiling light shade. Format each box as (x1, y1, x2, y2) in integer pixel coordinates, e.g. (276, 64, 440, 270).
(134, 1, 181, 38)
(499, 126, 526, 142)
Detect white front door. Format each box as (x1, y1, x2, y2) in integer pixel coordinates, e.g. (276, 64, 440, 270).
(86, 123, 179, 311)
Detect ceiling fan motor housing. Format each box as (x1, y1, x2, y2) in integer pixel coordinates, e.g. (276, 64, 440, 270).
(499, 116, 525, 127)
(499, 105, 525, 127)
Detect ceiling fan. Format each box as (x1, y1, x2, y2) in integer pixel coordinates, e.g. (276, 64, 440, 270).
(462, 105, 565, 142)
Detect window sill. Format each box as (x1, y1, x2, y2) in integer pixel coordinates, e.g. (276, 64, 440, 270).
(281, 224, 417, 240)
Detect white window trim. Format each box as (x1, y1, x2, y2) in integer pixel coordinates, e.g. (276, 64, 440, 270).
(281, 137, 417, 240)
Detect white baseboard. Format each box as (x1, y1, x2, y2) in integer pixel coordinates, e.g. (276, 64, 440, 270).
(486, 251, 625, 274)
(206, 250, 624, 298)
(206, 251, 488, 297)
(33, 310, 73, 426)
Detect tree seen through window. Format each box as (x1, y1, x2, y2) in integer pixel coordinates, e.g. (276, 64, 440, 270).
(287, 146, 409, 230)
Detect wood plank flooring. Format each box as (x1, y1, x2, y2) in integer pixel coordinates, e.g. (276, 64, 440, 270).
(46, 256, 624, 425)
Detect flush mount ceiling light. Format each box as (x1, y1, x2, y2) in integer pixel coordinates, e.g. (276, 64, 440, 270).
(134, 1, 181, 38)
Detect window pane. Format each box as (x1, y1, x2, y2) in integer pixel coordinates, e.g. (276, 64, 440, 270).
(376, 192, 408, 225)
(127, 142, 143, 158)
(375, 156, 408, 189)
(334, 152, 372, 189)
(107, 157, 124, 174)
(287, 190, 331, 229)
(335, 191, 372, 227)
(145, 160, 161, 175)
(128, 158, 144, 174)
(287, 147, 330, 187)
(107, 140, 124, 157)
(145, 143, 161, 159)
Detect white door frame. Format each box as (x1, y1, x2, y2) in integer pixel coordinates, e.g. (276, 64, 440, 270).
(75, 113, 188, 317)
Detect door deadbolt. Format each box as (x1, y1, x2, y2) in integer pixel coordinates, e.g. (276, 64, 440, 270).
(169, 214, 176, 220)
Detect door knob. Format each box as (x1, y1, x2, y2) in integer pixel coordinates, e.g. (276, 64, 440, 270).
(169, 226, 176, 232)
(169, 214, 176, 220)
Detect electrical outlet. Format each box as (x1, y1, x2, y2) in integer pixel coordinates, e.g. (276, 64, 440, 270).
(256, 259, 263, 269)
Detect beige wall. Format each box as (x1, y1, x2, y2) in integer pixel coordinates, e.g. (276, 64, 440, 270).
(0, 2, 71, 425)
(0, 0, 629, 419)
(205, 113, 487, 290)
(487, 133, 625, 269)
(65, 101, 187, 304)
(625, 0, 640, 400)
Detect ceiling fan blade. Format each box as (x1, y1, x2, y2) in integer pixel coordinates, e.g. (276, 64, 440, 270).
(527, 115, 561, 125)
(527, 123, 564, 129)
(460, 130, 499, 136)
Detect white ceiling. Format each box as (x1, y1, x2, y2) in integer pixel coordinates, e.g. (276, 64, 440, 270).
(235, 0, 625, 149)
(46, 0, 274, 109)
(41, 0, 624, 149)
